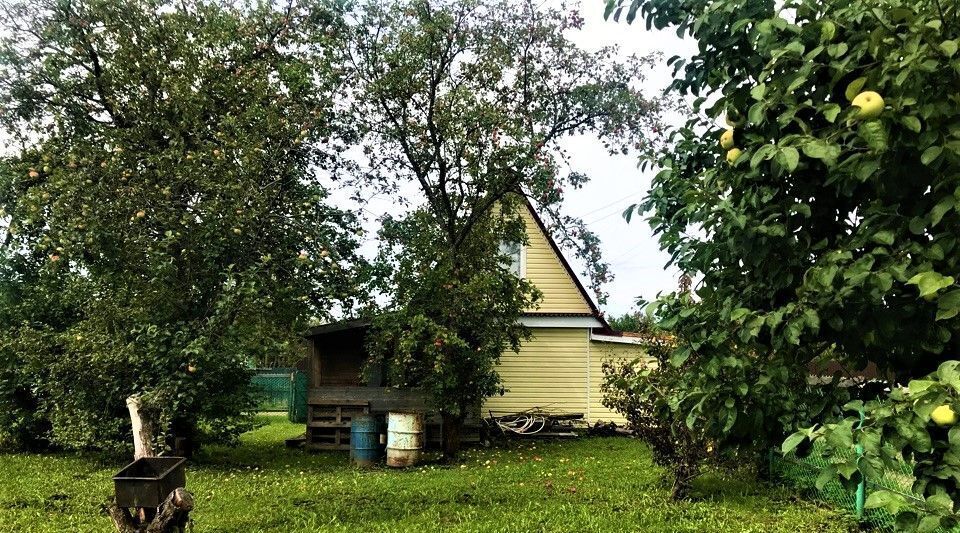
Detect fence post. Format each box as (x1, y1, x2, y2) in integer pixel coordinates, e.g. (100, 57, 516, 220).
(768, 448, 774, 478)
(854, 407, 866, 519)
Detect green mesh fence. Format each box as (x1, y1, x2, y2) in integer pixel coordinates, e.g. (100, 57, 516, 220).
(251, 368, 297, 412)
(770, 442, 953, 532)
(287, 371, 308, 423)
(250, 368, 308, 422)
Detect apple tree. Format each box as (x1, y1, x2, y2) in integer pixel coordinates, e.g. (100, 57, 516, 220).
(367, 200, 542, 457)
(0, 0, 367, 452)
(348, 0, 665, 456)
(606, 0, 960, 521)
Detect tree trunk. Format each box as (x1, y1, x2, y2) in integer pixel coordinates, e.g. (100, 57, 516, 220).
(441, 412, 463, 459)
(126, 395, 155, 459)
(109, 487, 193, 533)
(111, 397, 194, 532)
(670, 460, 700, 500)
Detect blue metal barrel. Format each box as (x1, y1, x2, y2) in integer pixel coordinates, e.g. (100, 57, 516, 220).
(350, 415, 382, 467)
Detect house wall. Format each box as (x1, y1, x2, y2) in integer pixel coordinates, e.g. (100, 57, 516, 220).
(588, 340, 653, 425)
(485, 327, 590, 416)
(519, 208, 592, 314)
(486, 329, 655, 425)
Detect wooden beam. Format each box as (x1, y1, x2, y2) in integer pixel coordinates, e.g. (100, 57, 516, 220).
(309, 339, 321, 389)
(308, 386, 431, 414)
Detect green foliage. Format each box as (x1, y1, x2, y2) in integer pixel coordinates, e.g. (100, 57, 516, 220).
(351, 0, 664, 454)
(602, 312, 844, 497)
(788, 362, 960, 531)
(0, 416, 855, 532)
(368, 203, 541, 430)
(607, 309, 659, 334)
(348, 0, 666, 306)
(0, 0, 367, 451)
(607, 0, 960, 526)
(601, 334, 711, 499)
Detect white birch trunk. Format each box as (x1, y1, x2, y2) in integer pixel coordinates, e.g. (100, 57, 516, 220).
(126, 395, 155, 460)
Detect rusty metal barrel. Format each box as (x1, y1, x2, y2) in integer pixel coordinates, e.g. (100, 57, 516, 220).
(350, 414, 382, 467)
(386, 411, 424, 468)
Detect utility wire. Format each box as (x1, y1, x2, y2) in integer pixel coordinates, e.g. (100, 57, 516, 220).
(586, 205, 637, 225)
(574, 191, 643, 219)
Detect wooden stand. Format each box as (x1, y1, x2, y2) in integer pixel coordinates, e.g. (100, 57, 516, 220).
(112, 395, 193, 532)
(108, 487, 193, 533)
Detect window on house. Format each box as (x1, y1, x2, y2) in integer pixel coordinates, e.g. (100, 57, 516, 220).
(499, 241, 523, 277)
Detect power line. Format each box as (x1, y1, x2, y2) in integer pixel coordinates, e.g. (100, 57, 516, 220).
(586, 205, 639, 225)
(574, 191, 643, 219)
(607, 241, 648, 263)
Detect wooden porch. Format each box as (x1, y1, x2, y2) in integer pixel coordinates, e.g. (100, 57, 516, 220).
(303, 321, 481, 450)
(305, 386, 480, 451)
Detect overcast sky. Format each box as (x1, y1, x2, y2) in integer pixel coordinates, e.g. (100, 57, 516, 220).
(558, 3, 697, 316)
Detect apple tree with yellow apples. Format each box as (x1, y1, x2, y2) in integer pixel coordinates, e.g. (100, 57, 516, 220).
(784, 362, 960, 530)
(606, 0, 960, 523)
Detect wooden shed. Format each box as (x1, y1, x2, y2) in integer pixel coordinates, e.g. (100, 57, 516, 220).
(303, 320, 478, 450)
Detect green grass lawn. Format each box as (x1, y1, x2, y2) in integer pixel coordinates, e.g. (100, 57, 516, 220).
(0, 415, 853, 532)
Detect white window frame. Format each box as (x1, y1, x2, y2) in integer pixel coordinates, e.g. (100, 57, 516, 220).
(518, 244, 527, 278)
(500, 241, 526, 278)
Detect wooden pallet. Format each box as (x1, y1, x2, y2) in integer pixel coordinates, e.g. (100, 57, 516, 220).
(306, 400, 370, 450)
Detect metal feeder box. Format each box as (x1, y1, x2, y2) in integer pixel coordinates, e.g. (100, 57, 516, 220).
(113, 457, 186, 508)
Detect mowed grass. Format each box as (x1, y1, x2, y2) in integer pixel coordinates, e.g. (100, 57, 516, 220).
(0, 415, 853, 532)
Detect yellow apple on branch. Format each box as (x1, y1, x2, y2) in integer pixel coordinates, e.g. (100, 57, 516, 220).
(932, 404, 957, 427)
(720, 129, 735, 150)
(726, 148, 743, 165)
(851, 91, 884, 120)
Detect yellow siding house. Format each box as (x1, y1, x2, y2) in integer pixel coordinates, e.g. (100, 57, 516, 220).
(303, 198, 649, 450)
(483, 200, 650, 424)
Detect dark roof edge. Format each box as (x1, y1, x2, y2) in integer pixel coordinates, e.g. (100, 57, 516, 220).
(305, 318, 372, 337)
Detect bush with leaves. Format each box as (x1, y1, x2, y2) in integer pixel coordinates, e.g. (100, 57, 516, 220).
(601, 303, 846, 498)
(785, 362, 960, 531)
(601, 333, 711, 499)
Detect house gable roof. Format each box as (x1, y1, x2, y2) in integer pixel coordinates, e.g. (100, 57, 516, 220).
(520, 197, 609, 330)
(305, 198, 613, 339)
